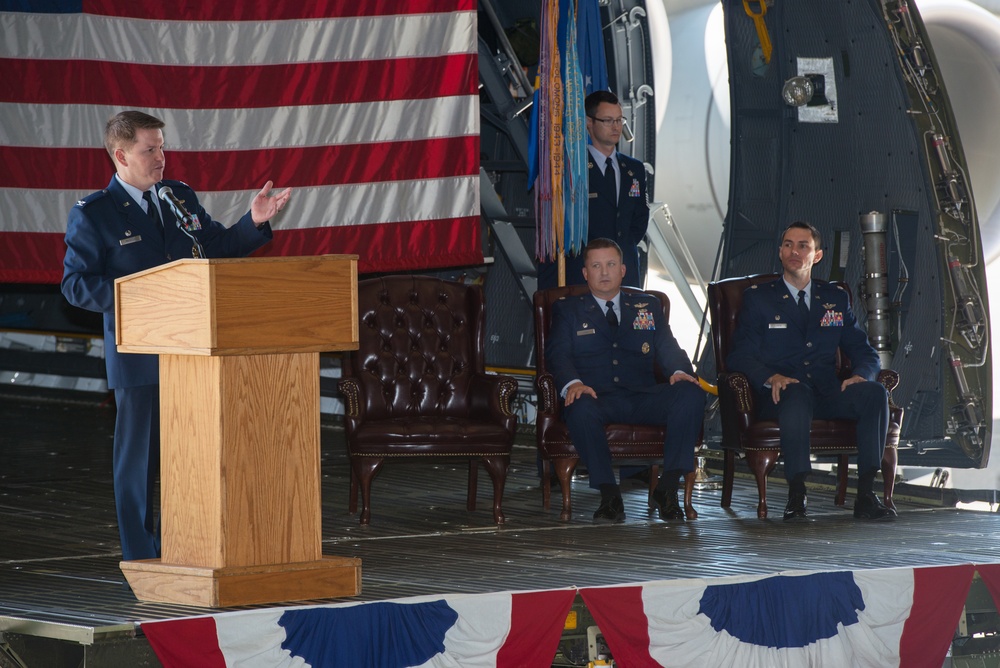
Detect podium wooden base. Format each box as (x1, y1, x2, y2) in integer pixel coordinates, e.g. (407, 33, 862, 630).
(120, 556, 361, 608)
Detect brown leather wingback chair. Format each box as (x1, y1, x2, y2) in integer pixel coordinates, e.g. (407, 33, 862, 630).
(338, 276, 518, 525)
(534, 285, 698, 521)
(708, 274, 902, 519)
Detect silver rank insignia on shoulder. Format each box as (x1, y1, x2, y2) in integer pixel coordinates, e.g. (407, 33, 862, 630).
(75, 200, 85, 207)
(641, 342, 650, 354)
(751, 284, 758, 289)
(823, 302, 836, 309)
(782, 294, 789, 299)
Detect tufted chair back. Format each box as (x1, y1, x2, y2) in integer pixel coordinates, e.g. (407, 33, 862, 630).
(348, 275, 485, 421)
(338, 275, 517, 526)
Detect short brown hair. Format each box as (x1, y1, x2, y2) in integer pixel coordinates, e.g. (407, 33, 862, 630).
(782, 221, 822, 248)
(104, 111, 165, 157)
(582, 237, 623, 263)
(585, 90, 620, 119)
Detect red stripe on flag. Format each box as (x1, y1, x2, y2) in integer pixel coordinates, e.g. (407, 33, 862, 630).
(259, 218, 482, 274)
(0, 233, 66, 284)
(899, 564, 975, 667)
(497, 590, 576, 668)
(142, 617, 227, 668)
(83, 0, 475, 20)
(2, 137, 479, 191)
(579, 586, 658, 668)
(3, 55, 477, 108)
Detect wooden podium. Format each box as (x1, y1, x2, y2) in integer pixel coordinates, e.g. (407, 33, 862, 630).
(114, 255, 361, 607)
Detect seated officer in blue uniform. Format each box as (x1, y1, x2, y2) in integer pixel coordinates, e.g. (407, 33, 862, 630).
(545, 238, 705, 522)
(61, 110, 292, 561)
(727, 222, 893, 521)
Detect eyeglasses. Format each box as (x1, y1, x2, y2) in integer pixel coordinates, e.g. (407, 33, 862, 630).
(589, 116, 624, 127)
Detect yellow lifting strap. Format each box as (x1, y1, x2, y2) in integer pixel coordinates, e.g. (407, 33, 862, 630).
(743, 0, 773, 64)
(698, 376, 719, 396)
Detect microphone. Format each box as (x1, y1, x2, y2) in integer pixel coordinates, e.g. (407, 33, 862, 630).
(157, 186, 199, 231)
(157, 186, 205, 259)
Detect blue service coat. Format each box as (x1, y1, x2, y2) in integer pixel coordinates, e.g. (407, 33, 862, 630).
(539, 152, 649, 290)
(61, 176, 272, 388)
(546, 291, 693, 395)
(726, 278, 880, 396)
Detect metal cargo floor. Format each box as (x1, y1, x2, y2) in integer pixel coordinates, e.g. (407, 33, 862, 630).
(2, 387, 998, 649)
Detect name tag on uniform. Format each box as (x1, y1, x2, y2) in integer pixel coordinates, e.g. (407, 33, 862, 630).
(769, 322, 787, 329)
(119, 236, 142, 246)
(577, 328, 595, 336)
(589, 193, 598, 199)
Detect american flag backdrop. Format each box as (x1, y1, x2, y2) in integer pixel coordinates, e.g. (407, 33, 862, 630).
(0, 1, 482, 284)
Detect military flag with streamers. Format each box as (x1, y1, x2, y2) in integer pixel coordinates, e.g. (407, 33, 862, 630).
(532, 0, 609, 277)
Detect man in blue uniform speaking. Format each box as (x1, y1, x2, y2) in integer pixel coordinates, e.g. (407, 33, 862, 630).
(545, 238, 705, 522)
(726, 222, 893, 521)
(61, 110, 291, 561)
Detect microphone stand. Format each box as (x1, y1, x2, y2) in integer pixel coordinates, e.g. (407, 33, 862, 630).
(176, 221, 206, 259)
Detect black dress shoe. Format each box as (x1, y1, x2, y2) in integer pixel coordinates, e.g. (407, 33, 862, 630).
(854, 492, 895, 520)
(783, 490, 808, 521)
(652, 487, 685, 520)
(593, 496, 626, 523)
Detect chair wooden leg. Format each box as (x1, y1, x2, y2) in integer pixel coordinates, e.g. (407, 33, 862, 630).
(683, 471, 698, 520)
(481, 455, 510, 524)
(882, 446, 898, 511)
(348, 460, 358, 514)
(646, 465, 661, 508)
(721, 449, 736, 508)
(835, 454, 849, 506)
(746, 450, 778, 519)
(352, 456, 384, 526)
(553, 458, 578, 521)
(467, 459, 479, 512)
(541, 459, 552, 510)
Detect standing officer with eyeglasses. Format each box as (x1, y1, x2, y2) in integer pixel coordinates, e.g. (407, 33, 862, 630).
(539, 90, 650, 290)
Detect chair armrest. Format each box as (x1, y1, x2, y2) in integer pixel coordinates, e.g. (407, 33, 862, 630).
(337, 377, 364, 420)
(719, 371, 755, 415)
(877, 369, 899, 394)
(717, 371, 756, 446)
(535, 372, 560, 415)
(469, 373, 518, 420)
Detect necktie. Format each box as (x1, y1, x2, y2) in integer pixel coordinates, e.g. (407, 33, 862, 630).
(606, 300, 619, 329)
(797, 289, 809, 324)
(143, 191, 162, 231)
(602, 156, 617, 205)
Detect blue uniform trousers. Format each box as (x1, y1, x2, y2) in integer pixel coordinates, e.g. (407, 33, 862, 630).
(562, 381, 704, 488)
(755, 380, 888, 481)
(113, 384, 161, 561)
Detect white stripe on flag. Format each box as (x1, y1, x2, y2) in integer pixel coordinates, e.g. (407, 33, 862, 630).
(0, 97, 478, 149)
(3, 176, 480, 234)
(0, 11, 475, 64)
